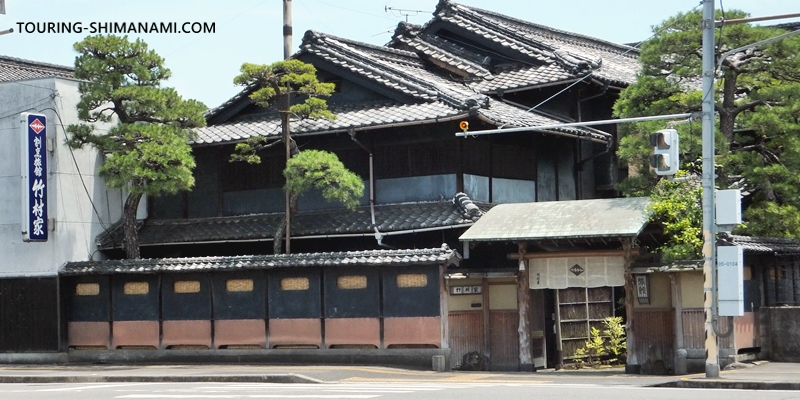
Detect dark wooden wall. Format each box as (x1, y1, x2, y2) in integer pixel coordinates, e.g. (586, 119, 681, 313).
(151, 122, 591, 219)
(0, 277, 59, 352)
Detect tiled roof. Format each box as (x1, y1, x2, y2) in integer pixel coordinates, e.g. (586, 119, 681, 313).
(0, 55, 74, 82)
(725, 234, 800, 256)
(61, 245, 461, 276)
(97, 195, 492, 250)
(391, 23, 493, 78)
(478, 99, 612, 142)
(469, 63, 574, 94)
(410, 0, 639, 86)
(200, 7, 625, 146)
(301, 31, 482, 110)
(194, 100, 461, 145)
(196, 30, 611, 144)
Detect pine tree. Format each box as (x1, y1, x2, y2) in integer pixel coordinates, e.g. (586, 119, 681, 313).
(616, 9, 800, 248)
(231, 60, 364, 254)
(66, 35, 206, 259)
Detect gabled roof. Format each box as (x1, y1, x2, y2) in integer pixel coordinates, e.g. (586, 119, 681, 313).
(0, 55, 74, 82)
(390, 0, 638, 88)
(97, 195, 492, 250)
(61, 245, 461, 276)
(195, 31, 611, 145)
(460, 197, 652, 242)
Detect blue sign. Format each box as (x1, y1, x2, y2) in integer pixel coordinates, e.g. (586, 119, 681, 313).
(21, 113, 48, 242)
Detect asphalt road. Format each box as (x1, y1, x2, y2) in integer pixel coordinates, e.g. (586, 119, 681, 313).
(3, 382, 800, 400)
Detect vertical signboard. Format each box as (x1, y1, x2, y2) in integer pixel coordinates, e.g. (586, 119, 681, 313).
(20, 113, 48, 242)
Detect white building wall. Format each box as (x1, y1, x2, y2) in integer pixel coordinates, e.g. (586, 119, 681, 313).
(0, 77, 123, 277)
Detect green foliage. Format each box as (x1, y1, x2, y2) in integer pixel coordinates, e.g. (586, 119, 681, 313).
(585, 327, 605, 358)
(284, 150, 365, 210)
(229, 59, 337, 165)
(573, 317, 627, 368)
(233, 59, 336, 116)
(603, 316, 627, 363)
(615, 8, 800, 245)
(66, 34, 206, 196)
(649, 175, 703, 262)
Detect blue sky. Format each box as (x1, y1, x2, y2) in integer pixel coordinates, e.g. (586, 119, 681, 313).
(2, 0, 797, 109)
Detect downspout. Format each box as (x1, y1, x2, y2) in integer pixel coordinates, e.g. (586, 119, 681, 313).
(349, 128, 385, 247)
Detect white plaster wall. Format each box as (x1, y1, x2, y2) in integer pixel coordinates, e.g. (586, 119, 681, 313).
(0, 77, 123, 277)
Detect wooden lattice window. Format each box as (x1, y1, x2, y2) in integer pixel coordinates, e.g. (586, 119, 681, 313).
(226, 279, 254, 292)
(124, 282, 149, 295)
(337, 275, 367, 290)
(174, 280, 201, 293)
(281, 277, 309, 291)
(397, 274, 427, 288)
(75, 283, 100, 296)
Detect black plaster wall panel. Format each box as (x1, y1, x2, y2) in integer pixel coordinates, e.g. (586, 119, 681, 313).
(323, 267, 380, 318)
(161, 273, 212, 320)
(111, 275, 160, 321)
(66, 275, 110, 322)
(268, 269, 321, 319)
(212, 271, 266, 320)
(382, 265, 440, 318)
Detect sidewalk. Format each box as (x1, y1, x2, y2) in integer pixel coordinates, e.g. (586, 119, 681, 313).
(658, 361, 800, 390)
(0, 361, 798, 389)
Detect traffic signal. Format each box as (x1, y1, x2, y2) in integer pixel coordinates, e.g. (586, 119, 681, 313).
(649, 129, 679, 175)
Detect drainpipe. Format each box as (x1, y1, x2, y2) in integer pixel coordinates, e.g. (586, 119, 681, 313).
(348, 128, 385, 247)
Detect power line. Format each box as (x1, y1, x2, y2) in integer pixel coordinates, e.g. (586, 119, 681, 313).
(165, 0, 270, 57)
(297, 0, 335, 35)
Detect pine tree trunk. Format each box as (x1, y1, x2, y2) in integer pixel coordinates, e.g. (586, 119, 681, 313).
(273, 190, 298, 254)
(123, 192, 143, 260)
(273, 216, 286, 255)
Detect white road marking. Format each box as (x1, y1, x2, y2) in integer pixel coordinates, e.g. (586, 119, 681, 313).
(37, 383, 140, 392)
(116, 396, 381, 399)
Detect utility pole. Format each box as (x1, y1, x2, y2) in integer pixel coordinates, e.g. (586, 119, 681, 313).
(283, 0, 293, 254)
(700, 0, 719, 379)
(283, 0, 292, 60)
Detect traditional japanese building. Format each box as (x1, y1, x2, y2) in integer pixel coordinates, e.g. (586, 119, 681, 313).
(58, 0, 641, 369)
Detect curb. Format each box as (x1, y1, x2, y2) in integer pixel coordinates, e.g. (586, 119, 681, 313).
(655, 379, 800, 391)
(0, 373, 324, 384)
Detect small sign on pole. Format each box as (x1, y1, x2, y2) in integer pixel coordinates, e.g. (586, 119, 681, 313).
(718, 245, 743, 316)
(20, 112, 48, 242)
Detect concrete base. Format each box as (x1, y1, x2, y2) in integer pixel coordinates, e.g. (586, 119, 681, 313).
(706, 363, 720, 378)
(625, 364, 641, 374)
(674, 349, 688, 375)
(519, 363, 535, 372)
(0, 352, 68, 364)
(64, 348, 451, 370)
(432, 355, 446, 372)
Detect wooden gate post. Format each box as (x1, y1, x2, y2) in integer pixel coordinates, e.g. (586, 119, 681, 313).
(517, 242, 533, 371)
